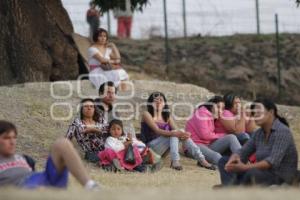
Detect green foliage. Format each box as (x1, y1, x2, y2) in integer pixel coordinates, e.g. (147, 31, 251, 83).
(94, 0, 149, 13)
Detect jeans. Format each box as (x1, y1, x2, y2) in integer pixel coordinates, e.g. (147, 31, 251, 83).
(148, 136, 205, 161)
(196, 135, 242, 165)
(218, 156, 284, 186)
(235, 133, 250, 145)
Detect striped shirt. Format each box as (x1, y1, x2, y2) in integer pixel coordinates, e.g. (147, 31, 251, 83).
(238, 119, 298, 184)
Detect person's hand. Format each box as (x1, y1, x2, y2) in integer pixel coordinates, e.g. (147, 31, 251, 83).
(225, 154, 241, 166)
(225, 159, 248, 172)
(107, 42, 116, 48)
(124, 139, 132, 148)
(172, 131, 190, 140)
(218, 108, 224, 119)
(127, 133, 133, 141)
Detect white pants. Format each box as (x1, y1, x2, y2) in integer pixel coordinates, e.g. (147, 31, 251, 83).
(89, 67, 129, 89)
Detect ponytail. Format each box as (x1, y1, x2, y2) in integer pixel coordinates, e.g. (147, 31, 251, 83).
(276, 115, 289, 127)
(254, 98, 289, 127)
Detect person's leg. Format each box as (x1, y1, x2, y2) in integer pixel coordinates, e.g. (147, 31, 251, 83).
(148, 136, 181, 169)
(148, 136, 171, 156)
(218, 156, 241, 186)
(182, 139, 215, 170)
(50, 138, 92, 186)
(117, 17, 126, 38)
(126, 16, 133, 38)
(169, 136, 180, 161)
(195, 144, 222, 165)
(209, 135, 242, 154)
(240, 169, 284, 186)
(235, 133, 250, 145)
(182, 138, 204, 161)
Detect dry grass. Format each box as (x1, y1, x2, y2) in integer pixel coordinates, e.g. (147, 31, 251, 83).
(0, 79, 300, 199)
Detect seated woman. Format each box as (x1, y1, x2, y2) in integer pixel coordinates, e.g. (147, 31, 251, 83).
(88, 28, 129, 90)
(66, 98, 107, 163)
(185, 96, 241, 165)
(141, 92, 214, 171)
(214, 93, 250, 145)
(0, 120, 98, 190)
(218, 98, 298, 186)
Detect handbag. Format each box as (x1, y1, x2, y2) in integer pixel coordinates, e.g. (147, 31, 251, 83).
(100, 64, 113, 71)
(124, 144, 136, 164)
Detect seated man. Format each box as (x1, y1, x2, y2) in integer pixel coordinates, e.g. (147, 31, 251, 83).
(0, 120, 99, 189)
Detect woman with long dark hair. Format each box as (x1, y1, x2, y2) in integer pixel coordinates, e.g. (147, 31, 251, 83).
(214, 93, 250, 145)
(141, 92, 214, 171)
(66, 98, 107, 163)
(217, 98, 298, 186)
(185, 96, 241, 165)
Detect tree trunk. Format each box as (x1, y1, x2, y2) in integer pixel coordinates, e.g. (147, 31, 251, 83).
(0, 0, 80, 85)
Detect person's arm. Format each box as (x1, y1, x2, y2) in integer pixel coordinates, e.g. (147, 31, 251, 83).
(105, 137, 125, 152)
(82, 127, 102, 135)
(226, 158, 271, 172)
(186, 112, 218, 141)
(142, 111, 181, 137)
(93, 53, 110, 64)
(65, 125, 75, 140)
(108, 43, 121, 63)
(89, 47, 110, 64)
(66, 119, 81, 139)
(264, 129, 292, 169)
(219, 112, 246, 134)
(238, 135, 256, 162)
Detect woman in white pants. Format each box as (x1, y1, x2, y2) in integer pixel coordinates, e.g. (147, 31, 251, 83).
(87, 28, 129, 90)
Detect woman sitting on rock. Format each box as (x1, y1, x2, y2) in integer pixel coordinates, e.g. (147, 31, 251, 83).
(140, 92, 215, 171)
(185, 96, 241, 165)
(88, 28, 129, 90)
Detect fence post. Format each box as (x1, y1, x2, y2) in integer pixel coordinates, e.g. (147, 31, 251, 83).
(182, 0, 187, 38)
(163, 0, 170, 64)
(275, 13, 282, 99)
(107, 10, 111, 35)
(255, 0, 260, 35)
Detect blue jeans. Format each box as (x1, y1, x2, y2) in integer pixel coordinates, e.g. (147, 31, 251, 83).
(235, 133, 250, 145)
(193, 135, 242, 165)
(148, 136, 205, 161)
(218, 156, 284, 186)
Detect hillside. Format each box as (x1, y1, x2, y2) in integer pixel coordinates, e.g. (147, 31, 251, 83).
(0, 79, 300, 200)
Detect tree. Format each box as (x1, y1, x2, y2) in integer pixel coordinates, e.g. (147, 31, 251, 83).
(297, 0, 300, 7)
(0, 0, 81, 85)
(93, 0, 150, 13)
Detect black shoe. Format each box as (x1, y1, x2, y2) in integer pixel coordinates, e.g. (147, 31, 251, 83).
(197, 161, 216, 171)
(170, 161, 183, 171)
(150, 160, 163, 173)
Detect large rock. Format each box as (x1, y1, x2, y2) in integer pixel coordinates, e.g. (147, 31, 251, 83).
(0, 0, 80, 85)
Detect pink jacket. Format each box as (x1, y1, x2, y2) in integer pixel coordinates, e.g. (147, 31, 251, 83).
(185, 106, 223, 145)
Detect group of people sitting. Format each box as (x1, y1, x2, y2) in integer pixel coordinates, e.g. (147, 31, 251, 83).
(0, 27, 299, 189)
(1, 80, 298, 190)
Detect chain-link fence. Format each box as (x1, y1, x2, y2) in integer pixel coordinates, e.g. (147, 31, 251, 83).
(62, 0, 300, 39)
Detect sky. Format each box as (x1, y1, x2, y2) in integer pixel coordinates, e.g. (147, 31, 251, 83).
(62, 0, 300, 39)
